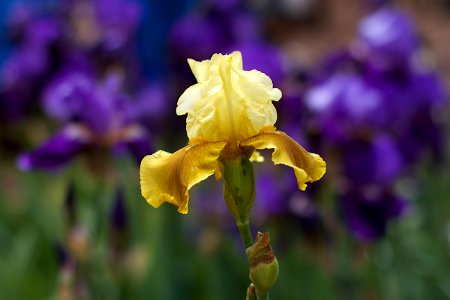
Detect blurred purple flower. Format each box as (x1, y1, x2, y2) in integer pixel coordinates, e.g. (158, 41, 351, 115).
(68, 0, 141, 50)
(305, 73, 383, 141)
(354, 7, 419, 69)
(169, 14, 224, 61)
(340, 189, 408, 241)
(43, 70, 135, 134)
(17, 70, 152, 171)
(300, 5, 447, 241)
(1, 14, 62, 121)
(341, 135, 403, 186)
(169, 2, 261, 63)
(93, 0, 141, 50)
(17, 125, 91, 171)
(133, 82, 173, 128)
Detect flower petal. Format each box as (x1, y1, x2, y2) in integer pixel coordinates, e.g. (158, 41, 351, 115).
(187, 58, 211, 83)
(249, 150, 264, 163)
(240, 127, 326, 191)
(17, 124, 92, 171)
(113, 125, 153, 165)
(176, 51, 282, 142)
(140, 141, 227, 214)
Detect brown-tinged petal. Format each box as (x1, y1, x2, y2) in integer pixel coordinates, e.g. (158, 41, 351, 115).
(240, 127, 326, 190)
(140, 141, 227, 214)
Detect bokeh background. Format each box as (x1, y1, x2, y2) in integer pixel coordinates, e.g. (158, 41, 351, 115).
(0, 0, 449, 299)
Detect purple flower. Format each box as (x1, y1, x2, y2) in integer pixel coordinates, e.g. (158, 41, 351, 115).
(169, 4, 261, 62)
(0, 14, 62, 122)
(299, 5, 447, 241)
(306, 73, 381, 121)
(43, 71, 134, 134)
(68, 0, 141, 50)
(341, 135, 403, 186)
(169, 14, 228, 62)
(2, 14, 61, 86)
(354, 7, 419, 69)
(133, 83, 173, 129)
(113, 125, 154, 164)
(93, 0, 141, 50)
(340, 188, 409, 241)
(305, 73, 383, 141)
(17, 70, 152, 171)
(17, 125, 92, 171)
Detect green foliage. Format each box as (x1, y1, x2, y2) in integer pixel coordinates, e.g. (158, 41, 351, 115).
(0, 158, 449, 299)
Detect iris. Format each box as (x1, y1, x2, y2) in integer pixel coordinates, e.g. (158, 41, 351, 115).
(17, 70, 152, 171)
(301, 6, 447, 240)
(140, 52, 325, 214)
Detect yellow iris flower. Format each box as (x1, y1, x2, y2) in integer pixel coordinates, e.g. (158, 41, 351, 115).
(140, 51, 326, 214)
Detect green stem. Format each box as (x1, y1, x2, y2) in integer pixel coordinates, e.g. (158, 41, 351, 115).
(237, 220, 253, 249)
(256, 290, 269, 300)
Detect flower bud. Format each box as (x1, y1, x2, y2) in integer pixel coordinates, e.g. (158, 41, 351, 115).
(221, 154, 255, 224)
(246, 232, 279, 293)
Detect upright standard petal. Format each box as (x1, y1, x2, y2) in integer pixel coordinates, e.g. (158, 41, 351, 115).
(176, 51, 282, 142)
(240, 127, 326, 191)
(140, 141, 226, 214)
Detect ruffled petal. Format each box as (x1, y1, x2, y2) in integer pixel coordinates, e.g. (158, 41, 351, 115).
(240, 127, 326, 190)
(176, 51, 282, 142)
(187, 58, 211, 83)
(140, 141, 227, 214)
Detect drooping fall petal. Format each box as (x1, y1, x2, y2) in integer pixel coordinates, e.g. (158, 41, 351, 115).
(240, 127, 326, 191)
(140, 141, 227, 214)
(17, 124, 92, 171)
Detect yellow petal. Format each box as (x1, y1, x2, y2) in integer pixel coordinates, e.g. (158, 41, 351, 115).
(187, 58, 211, 83)
(240, 127, 326, 191)
(177, 51, 282, 142)
(249, 150, 265, 163)
(140, 141, 227, 214)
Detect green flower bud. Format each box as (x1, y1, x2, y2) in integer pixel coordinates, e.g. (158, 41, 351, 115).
(246, 232, 279, 294)
(221, 154, 255, 224)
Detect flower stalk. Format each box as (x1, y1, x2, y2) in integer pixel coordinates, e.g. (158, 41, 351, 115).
(222, 154, 278, 299)
(221, 153, 256, 249)
(222, 153, 255, 217)
(237, 221, 254, 249)
(139, 51, 326, 299)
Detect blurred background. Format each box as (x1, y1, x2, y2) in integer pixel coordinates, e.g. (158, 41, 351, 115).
(0, 0, 449, 299)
